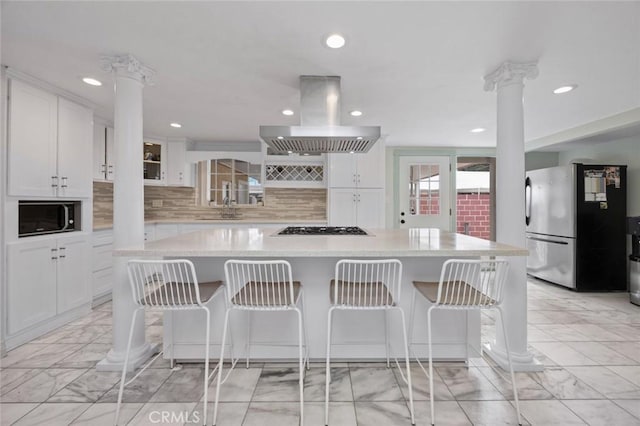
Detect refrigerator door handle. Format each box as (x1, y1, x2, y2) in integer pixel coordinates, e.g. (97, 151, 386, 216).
(525, 177, 532, 226)
(526, 235, 569, 245)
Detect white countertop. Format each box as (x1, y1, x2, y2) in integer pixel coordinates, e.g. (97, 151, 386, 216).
(114, 227, 528, 258)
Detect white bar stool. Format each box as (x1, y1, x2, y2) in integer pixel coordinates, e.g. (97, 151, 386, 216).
(325, 259, 415, 425)
(115, 259, 227, 426)
(409, 258, 522, 426)
(213, 259, 309, 426)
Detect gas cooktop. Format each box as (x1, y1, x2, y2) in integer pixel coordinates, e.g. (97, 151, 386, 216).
(277, 226, 368, 236)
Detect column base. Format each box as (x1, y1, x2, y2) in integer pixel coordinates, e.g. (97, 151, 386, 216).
(96, 342, 160, 372)
(483, 342, 543, 372)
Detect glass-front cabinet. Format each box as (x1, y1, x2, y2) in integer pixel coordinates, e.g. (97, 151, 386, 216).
(143, 140, 166, 184)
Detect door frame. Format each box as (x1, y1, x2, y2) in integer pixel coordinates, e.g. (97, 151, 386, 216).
(390, 148, 496, 231)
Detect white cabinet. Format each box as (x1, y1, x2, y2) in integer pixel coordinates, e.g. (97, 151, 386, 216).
(92, 230, 113, 300)
(93, 124, 114, 181)
(7, 234, 91, 336)
(328, 188, 384, 228)
(7, 239, 58, 335)
(144, 224, 156, 242)
(7, 79, 58, 197)
(57, 98, 94, 197)
(56, 235, 91, 312)
(143, 140, 167, 185)
(8, 79, 93, 198)
(327, 141, 385, 227)
(327, 141, 385, 189)
(167, 141, 193, 186)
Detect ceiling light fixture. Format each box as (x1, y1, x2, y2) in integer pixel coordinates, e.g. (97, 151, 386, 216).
(356, 136, 363, 140)
(287, 150, 293, 154)
(170, 122, 182, 128)
(326, 34, 346, 49)
(82, 77, 102, 86)
(282, 109, 294, 116)
(350, 110, 363, 117)
(277, 136, 284, 140)
(553, 85, 578, 94)
(470, 128, 486, 133)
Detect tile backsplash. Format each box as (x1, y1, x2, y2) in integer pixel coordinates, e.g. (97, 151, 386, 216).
(93, 182, 327, 224)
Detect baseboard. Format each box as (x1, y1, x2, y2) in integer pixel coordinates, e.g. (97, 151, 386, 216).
(4, 303, 92, 351)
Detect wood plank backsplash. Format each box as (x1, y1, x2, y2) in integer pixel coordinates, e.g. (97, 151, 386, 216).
(93, 182, 327, 224)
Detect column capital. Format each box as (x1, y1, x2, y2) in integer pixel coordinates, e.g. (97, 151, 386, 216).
(100, 54, 155, 85)
(483, 61, 538, 92)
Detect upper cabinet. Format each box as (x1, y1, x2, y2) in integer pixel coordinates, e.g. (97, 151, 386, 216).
(327, 140, 385, 189)
(57, 98, 93, 197)
(166, 141, 193, 187)
(8, 79, 93, 198)
(143, 139, 167, 185)
(93, 123, 114, 181)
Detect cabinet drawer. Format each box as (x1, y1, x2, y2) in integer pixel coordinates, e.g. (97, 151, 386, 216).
(93, 268, 113, 298)
(93, 230, 114, 246)
(93, 244, 113, 271)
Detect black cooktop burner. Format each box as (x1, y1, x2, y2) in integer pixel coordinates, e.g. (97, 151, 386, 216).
(277, 226, 368, 236)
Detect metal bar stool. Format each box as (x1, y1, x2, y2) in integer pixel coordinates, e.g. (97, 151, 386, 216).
(213, 259, 309, 426)
(325, 259, 415, 425)
(115, 259, 228, 426)
(409, 258, 521, 426)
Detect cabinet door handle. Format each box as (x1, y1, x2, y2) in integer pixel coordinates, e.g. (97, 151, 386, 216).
(51, 256, 58, 260)
(357, 174, 361, 183)
(51, 176, 59, 188)
(61, 177, 68, 188)
(353, 174, 356, 183)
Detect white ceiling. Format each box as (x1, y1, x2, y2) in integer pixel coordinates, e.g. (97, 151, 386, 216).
(2, 1, 639, 149)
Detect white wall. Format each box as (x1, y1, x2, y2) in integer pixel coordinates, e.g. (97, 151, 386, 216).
(558, 136, 640, 216)
(525, 151, 559, 171)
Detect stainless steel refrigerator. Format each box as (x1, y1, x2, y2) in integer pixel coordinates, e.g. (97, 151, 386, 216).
(525, 163, 627, 291)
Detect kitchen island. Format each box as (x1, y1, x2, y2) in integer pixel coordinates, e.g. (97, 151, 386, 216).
(114, 227, 527, 362)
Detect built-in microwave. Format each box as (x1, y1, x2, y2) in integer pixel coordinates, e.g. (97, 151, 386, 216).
(18, 201, 81, 237)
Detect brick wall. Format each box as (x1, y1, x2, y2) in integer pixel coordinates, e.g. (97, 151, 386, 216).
(456, 192, 490, 240)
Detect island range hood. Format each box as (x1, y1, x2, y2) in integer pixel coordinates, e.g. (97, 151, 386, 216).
(259, 76, 381, 154)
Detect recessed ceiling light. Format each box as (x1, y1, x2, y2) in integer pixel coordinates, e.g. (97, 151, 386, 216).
(349, 151, 355, 154)
(277, 136, 284, 140)
(470, 128, 486, 133)
(82, 77, 102, 86)
(553, 85, 578, 94)
(356, 136, 363, 140)
(287, 150, 293, 154)
(170, 122, 182, 128)
(350, 110, 363, 117)
(326, 34, 346, 49)
(303, 153, 309, 156)
(282, 109, 294, 116)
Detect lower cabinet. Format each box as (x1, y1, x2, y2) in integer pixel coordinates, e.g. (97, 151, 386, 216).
(92, 229, 114, 301)
(56, 235, 91, 313)
(328, 188, 384, 228)
(7, 234, 91, 336)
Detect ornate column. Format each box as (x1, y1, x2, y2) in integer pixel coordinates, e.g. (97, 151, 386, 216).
(483, 61, 543, 371)
(97, 54, 156, 371)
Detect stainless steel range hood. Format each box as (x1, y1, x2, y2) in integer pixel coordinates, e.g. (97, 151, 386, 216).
(259, 76, 381, 154)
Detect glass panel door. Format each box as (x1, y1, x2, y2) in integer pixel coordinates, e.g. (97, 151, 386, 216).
(398, 156, 451, 230)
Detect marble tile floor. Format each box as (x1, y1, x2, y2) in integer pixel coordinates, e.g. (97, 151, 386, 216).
(1, 278, 639, 425)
